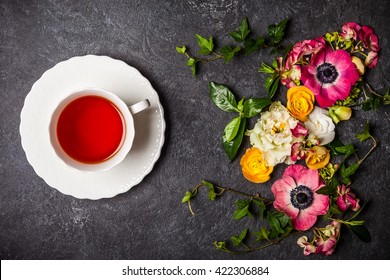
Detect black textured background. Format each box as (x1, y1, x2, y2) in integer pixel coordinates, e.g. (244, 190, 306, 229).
(1, 0, 389, 260)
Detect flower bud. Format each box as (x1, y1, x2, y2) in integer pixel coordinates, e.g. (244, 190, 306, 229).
(328, 105, 352, 124)
(351, 56, 365, 75)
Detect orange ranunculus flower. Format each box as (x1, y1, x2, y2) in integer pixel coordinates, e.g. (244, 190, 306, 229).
(240, 147, 273, 183)
(305, 146, 330, 170)
(287, 86, 315, 122)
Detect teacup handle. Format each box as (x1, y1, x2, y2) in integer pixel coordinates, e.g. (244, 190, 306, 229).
(128, 99, 150, 115)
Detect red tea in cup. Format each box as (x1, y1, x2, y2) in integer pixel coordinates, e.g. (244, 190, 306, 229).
(56, 95, 125, 163)
(50, 88, 149, 172)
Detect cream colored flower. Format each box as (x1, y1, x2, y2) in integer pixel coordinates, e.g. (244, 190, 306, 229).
(247, 102, 298, 166)
(304, 106, 335, 145)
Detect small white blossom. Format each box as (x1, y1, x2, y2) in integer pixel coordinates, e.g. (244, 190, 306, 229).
(305, 106, 335, 145)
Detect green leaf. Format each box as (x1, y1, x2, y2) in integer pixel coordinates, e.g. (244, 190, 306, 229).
(186, 57, 196, 66)
(276, 212, 290, 228)
(255, 227, 270, 242)
(230, 236, 242, 246)
(244, 37, 265, 55)
(239, 228, 248, 241)
(327, 139, 345, 156)
(268, 213, 284, 234)
(268, 18, 289, 45)
(219, 46, 240, 64)
(202, 180, 214, 188)
(224, 116, 242, 142)
(182, 191, 192, 203)
(340, 163, 360, 179)
(261, 227, 270, 240)
(223, 117, 247, 161)
(209, 82, 239, 112)
(196, 34, 214, 55)
(233, 199, 252, 220)
(214, 241, 226, 250)
(229, 17, 250, 42)
(348, 224, 371, 242)
(330, 204, 342, 215)
(335, 144, 356, 157)
(356, 122, 372, 142)
(191, 64, 196, 76)
(259, 62, 275, 74)
(176, 46, 187, 54)
(237, 98, 244, 112)
(243, 98, 271, 118)
(362, 97, 381, 111)
(316, 177, 338, 196)
(268, 76, 281, 99)
(252, 199, 266, 219)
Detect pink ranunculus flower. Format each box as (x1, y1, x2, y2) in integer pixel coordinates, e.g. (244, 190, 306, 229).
(271, 165, 329, 231)
(297, 236, 317, 256)
(315, 236, 337, 256)
(281, 37, 326, 88)
(359, 25, 380, 52)
(336, 185, 361, 212)
(291, 122, 308, 138)
(340, 22, 361, 41)
(288, 36, 327, 67)
(364, 51, 379, 68)
(291, 142, 307, 162)
(301, 47, 359, 108)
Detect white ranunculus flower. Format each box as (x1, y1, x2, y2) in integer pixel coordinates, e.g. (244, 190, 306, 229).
(247, 101, 298, 166)
(304, 106, 335, 145)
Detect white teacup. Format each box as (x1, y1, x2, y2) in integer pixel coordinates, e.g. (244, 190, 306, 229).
(49, 88, 150, 172)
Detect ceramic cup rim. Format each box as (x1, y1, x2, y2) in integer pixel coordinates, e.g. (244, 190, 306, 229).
(49, 87, 135, 173)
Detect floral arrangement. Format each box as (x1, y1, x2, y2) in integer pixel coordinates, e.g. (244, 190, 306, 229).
(178, 20, 388, 256)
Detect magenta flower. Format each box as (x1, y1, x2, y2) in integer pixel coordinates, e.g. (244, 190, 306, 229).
(359, 25, 380, 52)
(315, 236, 337, 256)
(287, 36, 326, 66)
(301, 47, 359, 108)
(271, 165, 329, 231)
(365, 51, 379, 68)
(281, 37, 325, 88)
(290, 142, 307, 162)
(297, 236, 316, 256)
(336, 185, 361, 212)
(340, 22, 361, 41)
(291, 122, 308, 138)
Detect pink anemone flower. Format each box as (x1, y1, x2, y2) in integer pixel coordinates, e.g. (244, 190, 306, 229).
(301, 47, 359, 108)
(271, 165, 329, 231)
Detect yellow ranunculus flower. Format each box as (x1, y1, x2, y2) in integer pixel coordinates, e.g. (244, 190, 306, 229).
(305, 146, 330, 170)
(240, 147, 273, 183)
(287, 86, 315, 122)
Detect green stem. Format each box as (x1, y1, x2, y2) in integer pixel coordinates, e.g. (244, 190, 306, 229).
(215, 186, 273, 204)
(216, 231, 300, 254)
(184, 182, 273, 215)
(358, 136, 377, 165)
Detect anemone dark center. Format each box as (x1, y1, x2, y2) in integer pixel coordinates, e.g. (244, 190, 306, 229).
(290, 185, 313, 210)
(316, 62, 338, 84)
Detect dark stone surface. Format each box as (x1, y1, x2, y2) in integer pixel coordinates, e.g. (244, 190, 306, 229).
(1, 0, 389, 260)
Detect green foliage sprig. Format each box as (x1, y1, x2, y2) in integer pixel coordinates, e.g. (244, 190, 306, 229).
(209, 82, 271, 161)
(176, 18, 289, 76)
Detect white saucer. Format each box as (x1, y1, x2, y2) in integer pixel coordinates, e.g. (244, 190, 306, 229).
(20, 55, 165, 199)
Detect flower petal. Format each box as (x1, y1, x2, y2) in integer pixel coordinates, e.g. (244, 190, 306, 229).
(308, 193, 329, 215)
(282, 165, 306, 182)
(296, 168, 324, 191)
(274, 197, 299, 219)
(315, 91, 337, 108)
(272, 176, 296, 194)
(292, 210, 318, 231)
(324, 49, 353, 72)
